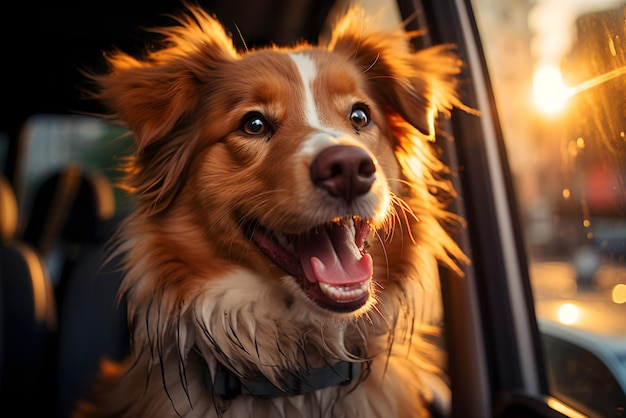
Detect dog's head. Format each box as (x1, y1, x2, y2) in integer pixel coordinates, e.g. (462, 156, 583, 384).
(93, 5, 466, 356)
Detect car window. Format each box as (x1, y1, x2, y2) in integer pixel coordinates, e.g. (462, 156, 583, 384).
(472, 0, 626, 415)
(16, 115, 132, 216)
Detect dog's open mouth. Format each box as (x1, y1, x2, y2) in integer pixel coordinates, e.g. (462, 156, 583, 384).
(246, 216, 373, 313)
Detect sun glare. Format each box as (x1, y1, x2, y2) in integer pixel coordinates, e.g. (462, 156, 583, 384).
(533, 64, 572, 115)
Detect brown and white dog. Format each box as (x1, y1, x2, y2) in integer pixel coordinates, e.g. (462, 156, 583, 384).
(75, 4, 468, 418)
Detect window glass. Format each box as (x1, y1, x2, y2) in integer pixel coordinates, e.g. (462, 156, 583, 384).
(472, 0, 626, 414)
(17, 114, 133, 215)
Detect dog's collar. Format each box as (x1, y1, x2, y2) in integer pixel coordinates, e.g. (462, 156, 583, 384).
(203, 359, 362, 399)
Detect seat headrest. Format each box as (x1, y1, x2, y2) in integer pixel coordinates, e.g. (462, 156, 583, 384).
(23, 165, 116, 251)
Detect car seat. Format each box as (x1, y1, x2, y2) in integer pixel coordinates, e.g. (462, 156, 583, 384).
(0, 173, 57, 413)
(20, 165, 129, 417)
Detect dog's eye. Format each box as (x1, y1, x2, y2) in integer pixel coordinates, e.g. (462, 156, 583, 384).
(350, 105, 371, 130)
(241, 113, 272, 137)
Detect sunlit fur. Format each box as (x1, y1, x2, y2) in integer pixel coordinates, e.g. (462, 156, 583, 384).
(74, 5, 469, 418)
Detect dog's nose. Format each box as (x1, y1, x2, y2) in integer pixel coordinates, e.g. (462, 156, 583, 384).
(310, 145, 376, 203)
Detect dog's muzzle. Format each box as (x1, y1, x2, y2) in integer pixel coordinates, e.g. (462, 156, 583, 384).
(247, 216, 373, 312)
(246, 145, 380, 313)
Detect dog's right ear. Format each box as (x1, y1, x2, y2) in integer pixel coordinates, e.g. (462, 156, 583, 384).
(86, 6, 238, 212)
(90, 6, 237, 152)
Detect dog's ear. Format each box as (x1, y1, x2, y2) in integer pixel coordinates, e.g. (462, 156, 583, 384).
(92, 6, 237, 151)
(88, 6, 238, 212)
(325, 8, 464, 138)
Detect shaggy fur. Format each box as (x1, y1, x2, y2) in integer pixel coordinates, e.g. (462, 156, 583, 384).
(75, 4, 468, 418)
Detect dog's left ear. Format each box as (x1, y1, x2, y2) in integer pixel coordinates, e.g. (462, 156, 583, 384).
(325, 8, 464, 137)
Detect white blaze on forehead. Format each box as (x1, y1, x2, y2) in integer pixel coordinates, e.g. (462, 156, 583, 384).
(289, 52, 347, 156)
(289, 52, 323, 129)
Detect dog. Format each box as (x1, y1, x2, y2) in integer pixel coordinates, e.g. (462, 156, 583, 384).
(74, 4, 468, 417)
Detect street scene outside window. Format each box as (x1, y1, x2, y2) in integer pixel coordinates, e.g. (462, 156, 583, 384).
(473, 0, 626, 416)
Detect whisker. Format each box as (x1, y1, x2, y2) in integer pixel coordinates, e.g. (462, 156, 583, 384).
(372, 229, 390, 282)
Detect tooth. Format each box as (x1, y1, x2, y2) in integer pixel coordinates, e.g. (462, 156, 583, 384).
(276, 233, 288, 248)
(318, 281, 370, 301)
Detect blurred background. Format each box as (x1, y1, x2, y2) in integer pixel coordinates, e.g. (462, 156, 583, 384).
(475, 0, 625, 304)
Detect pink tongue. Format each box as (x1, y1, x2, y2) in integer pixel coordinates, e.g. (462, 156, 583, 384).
(298, 222, 373, 285)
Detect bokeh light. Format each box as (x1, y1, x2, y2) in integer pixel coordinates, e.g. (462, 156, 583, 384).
(557, 303, 580, 324)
